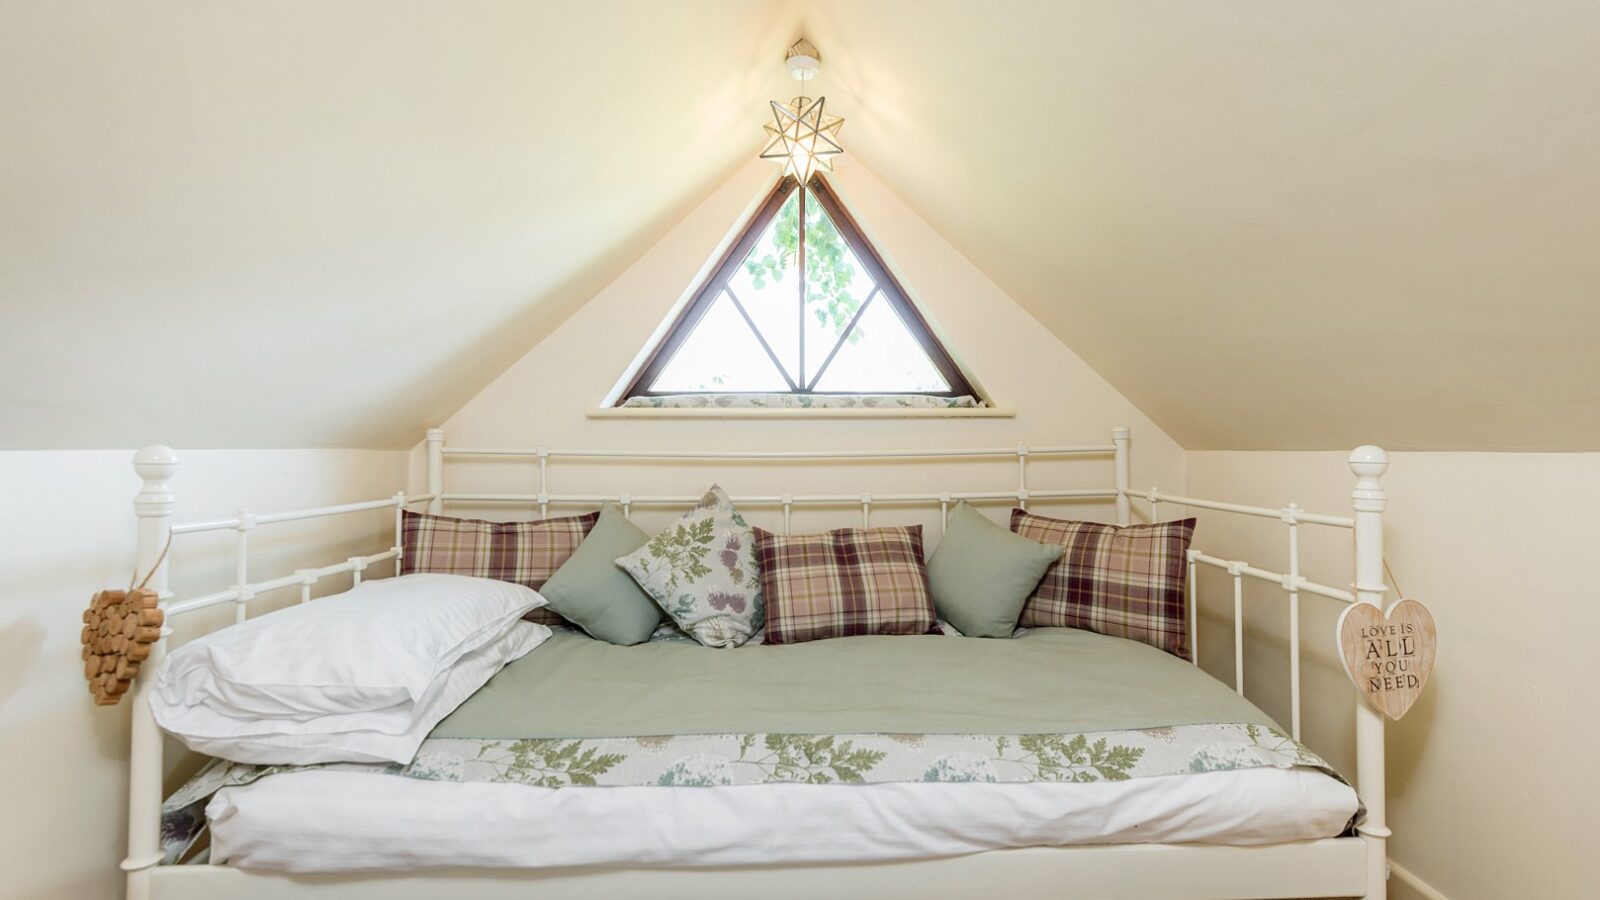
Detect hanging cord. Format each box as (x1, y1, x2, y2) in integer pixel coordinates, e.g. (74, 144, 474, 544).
(1383, 558, 1406, 601)
(1350, 528, 1406, 602)
(128, 533, 173, 593)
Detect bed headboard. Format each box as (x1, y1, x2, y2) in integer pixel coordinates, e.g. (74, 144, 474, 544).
(424, 426, 1136, 531)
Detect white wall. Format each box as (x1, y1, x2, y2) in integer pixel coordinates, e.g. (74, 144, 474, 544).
(1185, 450, 1600, 900)
(0, 448, 407, 900)
(434, 157, 1185, 535)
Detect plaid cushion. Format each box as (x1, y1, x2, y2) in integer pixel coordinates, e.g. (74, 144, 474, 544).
(754, 525, 936, 645)
(1011, 510, 1196, 660)
(401, 510, 598, 626)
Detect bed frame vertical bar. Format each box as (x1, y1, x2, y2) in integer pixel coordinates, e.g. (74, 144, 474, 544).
(1350, 446, 1391, 900)
(232, 509, 252, 623)
(392, 491, 407, 576)
(425, 428, 444, 515)
(1186, 550, 1199, 666)
(1228, 562, 1245, 694)
(537, 447, 550, 519)
(1112, 427, 1131, 526)
(1015, 444, 1029, 511)
(1285, 504, 1303, 741)
(125, 446, 177, 900)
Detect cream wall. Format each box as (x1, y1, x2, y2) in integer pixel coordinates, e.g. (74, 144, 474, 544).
(0, 0, 801, 450)
(0, 448, 408, 900)
(435, 157, 1185, 534)
(1186, 451, 1600, 900)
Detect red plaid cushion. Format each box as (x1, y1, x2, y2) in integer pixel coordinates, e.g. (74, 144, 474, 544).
(755, 525, 937, 645)
(401, 510, 598, 626)
(1010, 510, 1196, 660)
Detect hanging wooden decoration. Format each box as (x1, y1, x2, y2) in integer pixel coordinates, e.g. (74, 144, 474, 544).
(1337, 597, 1436, 721)
(80, 587, 163, 705)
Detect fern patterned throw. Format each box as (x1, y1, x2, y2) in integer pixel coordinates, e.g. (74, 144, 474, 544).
(159, 721, 1348, 862)
(617, 485, 765, 648)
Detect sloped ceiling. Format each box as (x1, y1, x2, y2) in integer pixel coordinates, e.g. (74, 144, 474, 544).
(4, 1, 1598, 451)
(0, 0, 798, 448)
(806, 1, 1600, 450)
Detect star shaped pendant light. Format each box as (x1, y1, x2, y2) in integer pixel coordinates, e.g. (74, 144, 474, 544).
(759, 39, 844, 182)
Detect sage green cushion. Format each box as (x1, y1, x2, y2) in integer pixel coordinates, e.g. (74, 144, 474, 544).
(926, 502, 1062, 638)
(540, 504, 658, 645)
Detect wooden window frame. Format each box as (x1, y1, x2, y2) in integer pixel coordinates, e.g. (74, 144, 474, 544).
(620, 175, 978, 401)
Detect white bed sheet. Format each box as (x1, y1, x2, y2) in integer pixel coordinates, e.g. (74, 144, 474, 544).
(208, 765, 1358, 872)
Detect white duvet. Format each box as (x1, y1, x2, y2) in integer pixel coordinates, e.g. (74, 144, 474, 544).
(207, 765, 1358, 872)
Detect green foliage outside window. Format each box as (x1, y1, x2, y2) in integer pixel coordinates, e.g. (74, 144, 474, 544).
(743, 189, 866, 349)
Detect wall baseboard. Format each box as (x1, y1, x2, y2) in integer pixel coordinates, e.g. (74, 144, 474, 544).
(1390, 859, 1448, 900)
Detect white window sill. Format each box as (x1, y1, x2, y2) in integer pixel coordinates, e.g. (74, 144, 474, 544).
(586, 406, 1016, 420)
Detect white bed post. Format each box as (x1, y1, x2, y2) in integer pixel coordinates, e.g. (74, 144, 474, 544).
(1112, 427, 1131, 526)
(1350, 445, 1390, 900)
(426, 428, 444, 515)
(125, 446, 177, 900)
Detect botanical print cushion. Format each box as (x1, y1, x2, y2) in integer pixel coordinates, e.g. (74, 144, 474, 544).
(1010, 510, 1196, 659)
(615, 485, 764, 648)
(401, 509, 598, 626)
(754, 525, 937, 645)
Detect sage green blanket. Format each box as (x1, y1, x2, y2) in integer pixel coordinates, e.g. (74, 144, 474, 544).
(434, 627, 1276, 739)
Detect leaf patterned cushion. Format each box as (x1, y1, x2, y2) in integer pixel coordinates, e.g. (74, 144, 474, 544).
(615, 485, 764, 648)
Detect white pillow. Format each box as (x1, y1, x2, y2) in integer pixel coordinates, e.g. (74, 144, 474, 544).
(156, 574, 543, 719)
(154, 621, 548, 764)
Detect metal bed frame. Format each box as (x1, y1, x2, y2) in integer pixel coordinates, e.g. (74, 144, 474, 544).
(121, 426, 1393, 899)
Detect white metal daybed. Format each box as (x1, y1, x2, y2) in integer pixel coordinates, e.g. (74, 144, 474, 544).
(120, 427, 1394, 899)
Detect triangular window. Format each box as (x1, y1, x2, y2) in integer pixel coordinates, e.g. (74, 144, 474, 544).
(618, 176, 980, 405)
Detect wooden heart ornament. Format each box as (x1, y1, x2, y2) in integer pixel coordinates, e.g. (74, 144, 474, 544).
(1337, 599, 1436, 721)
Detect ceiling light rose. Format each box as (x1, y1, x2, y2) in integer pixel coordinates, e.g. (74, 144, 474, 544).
(784, 37, 821, 80)
(759, 38, 843, 183)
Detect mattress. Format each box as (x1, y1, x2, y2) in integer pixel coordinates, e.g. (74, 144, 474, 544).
(208, 766, 1358, 872)
(173, 627, 1361, 871)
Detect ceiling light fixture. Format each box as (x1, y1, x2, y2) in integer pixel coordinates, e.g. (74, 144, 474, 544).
(759, 38, 844, 183)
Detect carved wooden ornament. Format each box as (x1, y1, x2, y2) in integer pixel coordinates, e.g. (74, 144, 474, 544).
(1337, 598, 1436, 721)
(80, 588, 163, 705)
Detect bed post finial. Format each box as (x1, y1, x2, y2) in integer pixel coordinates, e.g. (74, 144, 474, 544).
(426, 428, 445, 514)
(126, 446, 177, 900)
(133, 445, 177, 518)
(1349, 444, 1390, 899)
(1349, 445, 1388, 511)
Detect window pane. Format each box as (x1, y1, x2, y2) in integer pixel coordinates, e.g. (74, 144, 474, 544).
(802, 189, 877, 382)
(648, 290, 791, 392)
(727, 189, 801, 383)
(811, 298, 951, 393)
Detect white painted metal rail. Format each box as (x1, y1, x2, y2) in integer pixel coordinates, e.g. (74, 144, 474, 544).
(428, 427, 1136, 529)
(160, 491, 438, 622)
(1122, 449, 1393, 900)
